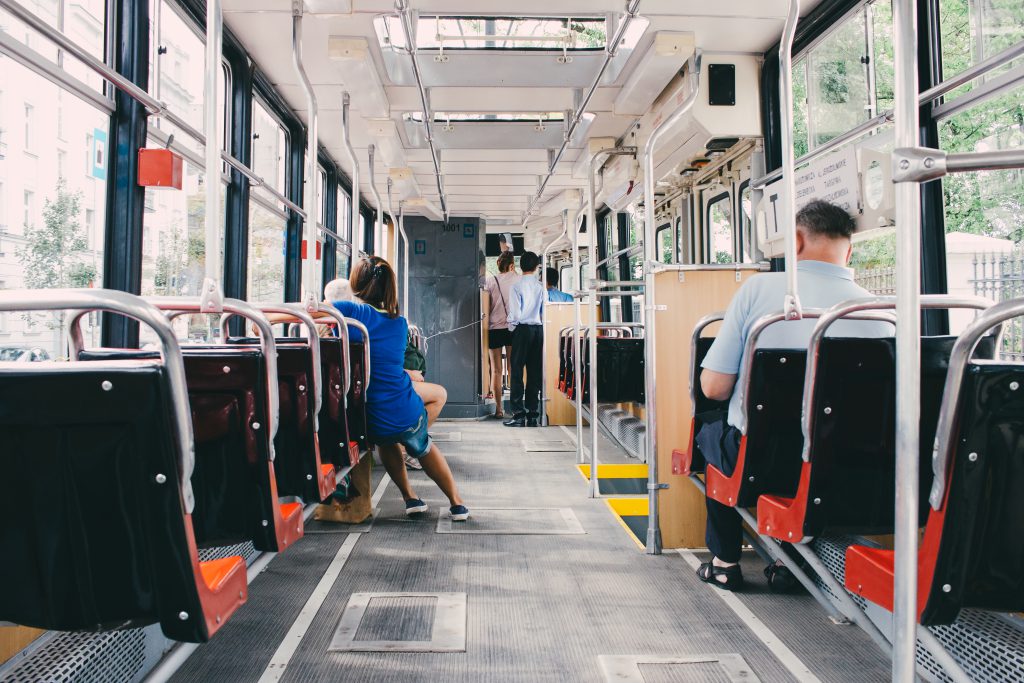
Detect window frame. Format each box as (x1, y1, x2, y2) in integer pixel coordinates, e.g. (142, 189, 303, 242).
(704, 190, 735, 264)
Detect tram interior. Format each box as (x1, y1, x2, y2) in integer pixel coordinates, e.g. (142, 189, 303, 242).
(0, 0, 1023, 681)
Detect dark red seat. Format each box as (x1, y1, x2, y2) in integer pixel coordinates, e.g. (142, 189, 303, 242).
(318, 336, 360, 470)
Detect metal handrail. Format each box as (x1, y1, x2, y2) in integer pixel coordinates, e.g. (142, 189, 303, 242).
(0, 289, 197, 514)
(522, 0, 642, 224)
(799, 295, 989, 463)
(315, 304, 353, 398)
(147, 297, 281, 453)
(641, 49, 702, 554)
(396, 0, 448, 219)
(253, 304, 322, 431)
(540, 208, 575, 427)
(340, 93, 362, 252)
(777, 0, 802, 321)
(929, 297, 1024, 509)
(345, 317, 372, 393)
(688, 311, 726, 416)
(199, 0, 225, 314)
(368, 145, 383, 254)
(594, 243, 643, 269)
(292, 9, 319, 311)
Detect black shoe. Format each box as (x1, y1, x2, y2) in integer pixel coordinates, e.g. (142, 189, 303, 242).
(503, 416, 527, 427)
(696, 560, 744, 592)
(526, 418, 539, 427)
(764, 563, 801, 593)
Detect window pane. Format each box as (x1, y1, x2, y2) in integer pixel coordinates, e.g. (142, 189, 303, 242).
(939, 0, 1024, 93)
(793, 58, 810, 158)
(870, 0, 895, 114)
(252, 99, 287, 196)
(739, 183, 754, 263)
(806, 11, 870, 149)
(708, 194, 734, 264)
(0, 59, 107, 359)
(248, 201, 286, 302)
(657, 226, 673, 263)
(939, 83, 1024, 347)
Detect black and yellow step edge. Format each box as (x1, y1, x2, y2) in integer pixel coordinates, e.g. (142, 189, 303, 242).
(575, 463, 648, 495)
(604, 497, 648, 550)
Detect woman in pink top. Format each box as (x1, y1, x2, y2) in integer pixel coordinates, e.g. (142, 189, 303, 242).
(484, 251, 518, 418)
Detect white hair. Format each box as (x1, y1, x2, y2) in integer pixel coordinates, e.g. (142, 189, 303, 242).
(323, 278, 354, 303)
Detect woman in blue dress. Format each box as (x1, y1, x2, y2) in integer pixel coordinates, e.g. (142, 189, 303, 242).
(332, 256, 469, 521)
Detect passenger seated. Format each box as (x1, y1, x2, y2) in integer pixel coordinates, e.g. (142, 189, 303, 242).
(546, 267, 573, 303)
(696, 199, 891, 592)
(328, 259, 469, 521)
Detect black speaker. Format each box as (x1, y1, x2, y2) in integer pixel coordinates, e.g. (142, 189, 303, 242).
(708, 63, 736, 106)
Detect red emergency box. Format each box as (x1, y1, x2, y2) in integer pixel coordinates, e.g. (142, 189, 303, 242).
(137, 148, 183, 189)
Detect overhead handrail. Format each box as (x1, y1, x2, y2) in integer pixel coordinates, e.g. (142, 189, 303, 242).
(1, 289, 196, 514)
(929, 297, 1023, 509)
(368, 145, 384, 254)
(582, 145, 637, 493)
(522, 0, 642, 225)
(145, 297, 281, 452)
(340, 93, 363, 254)
(800, 295, 990, 463)
(395, 0, 448, 220)
(777, 0, 802, 321)
(292, 7, 320, 312)
(640, 49, 702, 554)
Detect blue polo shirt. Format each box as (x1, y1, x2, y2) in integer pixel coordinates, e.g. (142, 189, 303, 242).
(701, 260, 893, 431)
(332, 300, 423, 438)
(547, 288, 573, 303)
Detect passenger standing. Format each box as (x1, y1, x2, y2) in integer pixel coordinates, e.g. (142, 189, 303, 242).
(484, 251, 518, 418)
(504, 251, 545, 428)
(695, 200, 891, 591)
(545, 267, 573, 303)
(329, 258, 469, 521)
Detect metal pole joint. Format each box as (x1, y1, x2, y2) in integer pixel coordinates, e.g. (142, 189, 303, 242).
(892, 146, 948, 183)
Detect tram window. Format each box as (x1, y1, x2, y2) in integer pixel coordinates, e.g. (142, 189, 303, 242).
(656, 224, 673, 264)
(248, 199, 287, 303)
(151, 0, 229, 154)
(939, 0, 1024, 93)
(938, 82, 1024, 345)
(0, 0, 106, 90)
(627, 211, 642, 279)
(251, 99, 288, 199)
(337, 188, 351, 276)
(739, 181, 753, 263)
(0, 56, 107, 358)
(706, 192, 734, 264)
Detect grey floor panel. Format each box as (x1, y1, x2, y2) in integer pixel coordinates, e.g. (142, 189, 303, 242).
(352, 596, 437, 642)
(174, 424, 891, 682)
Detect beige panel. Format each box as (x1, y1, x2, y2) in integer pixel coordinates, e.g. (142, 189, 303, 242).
(1, 626, 44, 666)
(543, 302, 596, 426)
(654, 268, 756, 548)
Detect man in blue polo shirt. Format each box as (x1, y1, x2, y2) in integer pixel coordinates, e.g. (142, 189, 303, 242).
(696, 199, 892, 592)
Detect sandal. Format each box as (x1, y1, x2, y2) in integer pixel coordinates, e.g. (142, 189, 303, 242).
(764, 563, 801, 593)
(696, 561, 744, 592)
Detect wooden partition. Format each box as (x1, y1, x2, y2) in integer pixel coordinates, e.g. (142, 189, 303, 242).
(543, 302, 596, 426)
(1, 626, 44, 666)
(653, 267, 761, 548)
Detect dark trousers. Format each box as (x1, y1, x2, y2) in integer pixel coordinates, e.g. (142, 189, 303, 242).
(509, 324, 543, 419)
(697, 418, 744, 563)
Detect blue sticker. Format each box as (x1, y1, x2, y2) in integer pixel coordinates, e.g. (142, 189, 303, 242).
(414, 239, 427, 255)
(463, 223, 475, 238)
(91, 128, 107, 180)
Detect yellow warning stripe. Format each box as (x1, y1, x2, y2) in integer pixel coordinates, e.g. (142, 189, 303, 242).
(576, 463, 649, 480)
(604, 497, 648, 550)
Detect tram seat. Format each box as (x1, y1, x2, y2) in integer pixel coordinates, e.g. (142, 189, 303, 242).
(229, 338, 334, 503)
(558, 330, 573, 396)
(318, 336, 360, 470)
(0, 360, 247, 642)
(580, 337, 646, 403)
(80, 347, 304, 553)
(674, 331, 728, 476)
(845, 344, 1022, 625)
(756, 336, 993, 543)
(347, 339, 370, 449)
(702, 349, 807, 507)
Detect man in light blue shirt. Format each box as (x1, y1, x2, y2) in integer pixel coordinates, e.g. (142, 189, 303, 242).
(505, 251, 546, 427)
(696, 200, 892, 592)
(546, 267, 574, 303)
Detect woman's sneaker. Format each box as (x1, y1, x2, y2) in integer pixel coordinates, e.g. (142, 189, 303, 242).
(450, 505, 470, 522)
(405, 498, 429, 516)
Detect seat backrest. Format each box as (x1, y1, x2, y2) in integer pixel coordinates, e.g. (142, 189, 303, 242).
(0, 362, 213, 641)
(270, 345, 320, 500)
(737, 349, 807, 505)
(347, 340, 369, 447)
(596, 337, 645, 403)
(687, 336, 730, 472)
(920, 362, 1024, 624)
(318, 337, 354, 468)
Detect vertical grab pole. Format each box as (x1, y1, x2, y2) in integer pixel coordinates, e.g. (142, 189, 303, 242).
(892, 0, 922, 679)
(399, 206, 409, 315)
(574, 191, 587, 467)
(387, 177, 398, 272)
(340, 93, 362, 257)
(778, 0, 802, 320)
(199, 0, 224, 313)
(540, 210, 571, 428)
(292, 6, 319, 311)
(368, 144, 383, 256)
(642, 52, 702, 554)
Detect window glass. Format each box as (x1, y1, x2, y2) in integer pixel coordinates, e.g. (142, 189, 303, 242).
(939, 83, 1024, 347)
(0, 0, 106, 91)
(338, 187, 351, 243)
(739, 183, 754, 262)
(252, 99, 287, 197)
(0, 59, 107, 358)
(939, 0, 1024, 96)
(248, 201, 286, 303)
(870, 0, 895, 115)
(656, 224, 673, 263)
(792, 57, 810, 158)
(707, 193, 734, 264)
(805, 11, 870, 150)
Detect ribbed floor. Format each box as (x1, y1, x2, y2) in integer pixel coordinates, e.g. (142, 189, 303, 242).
(171, 422, 890, 682)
